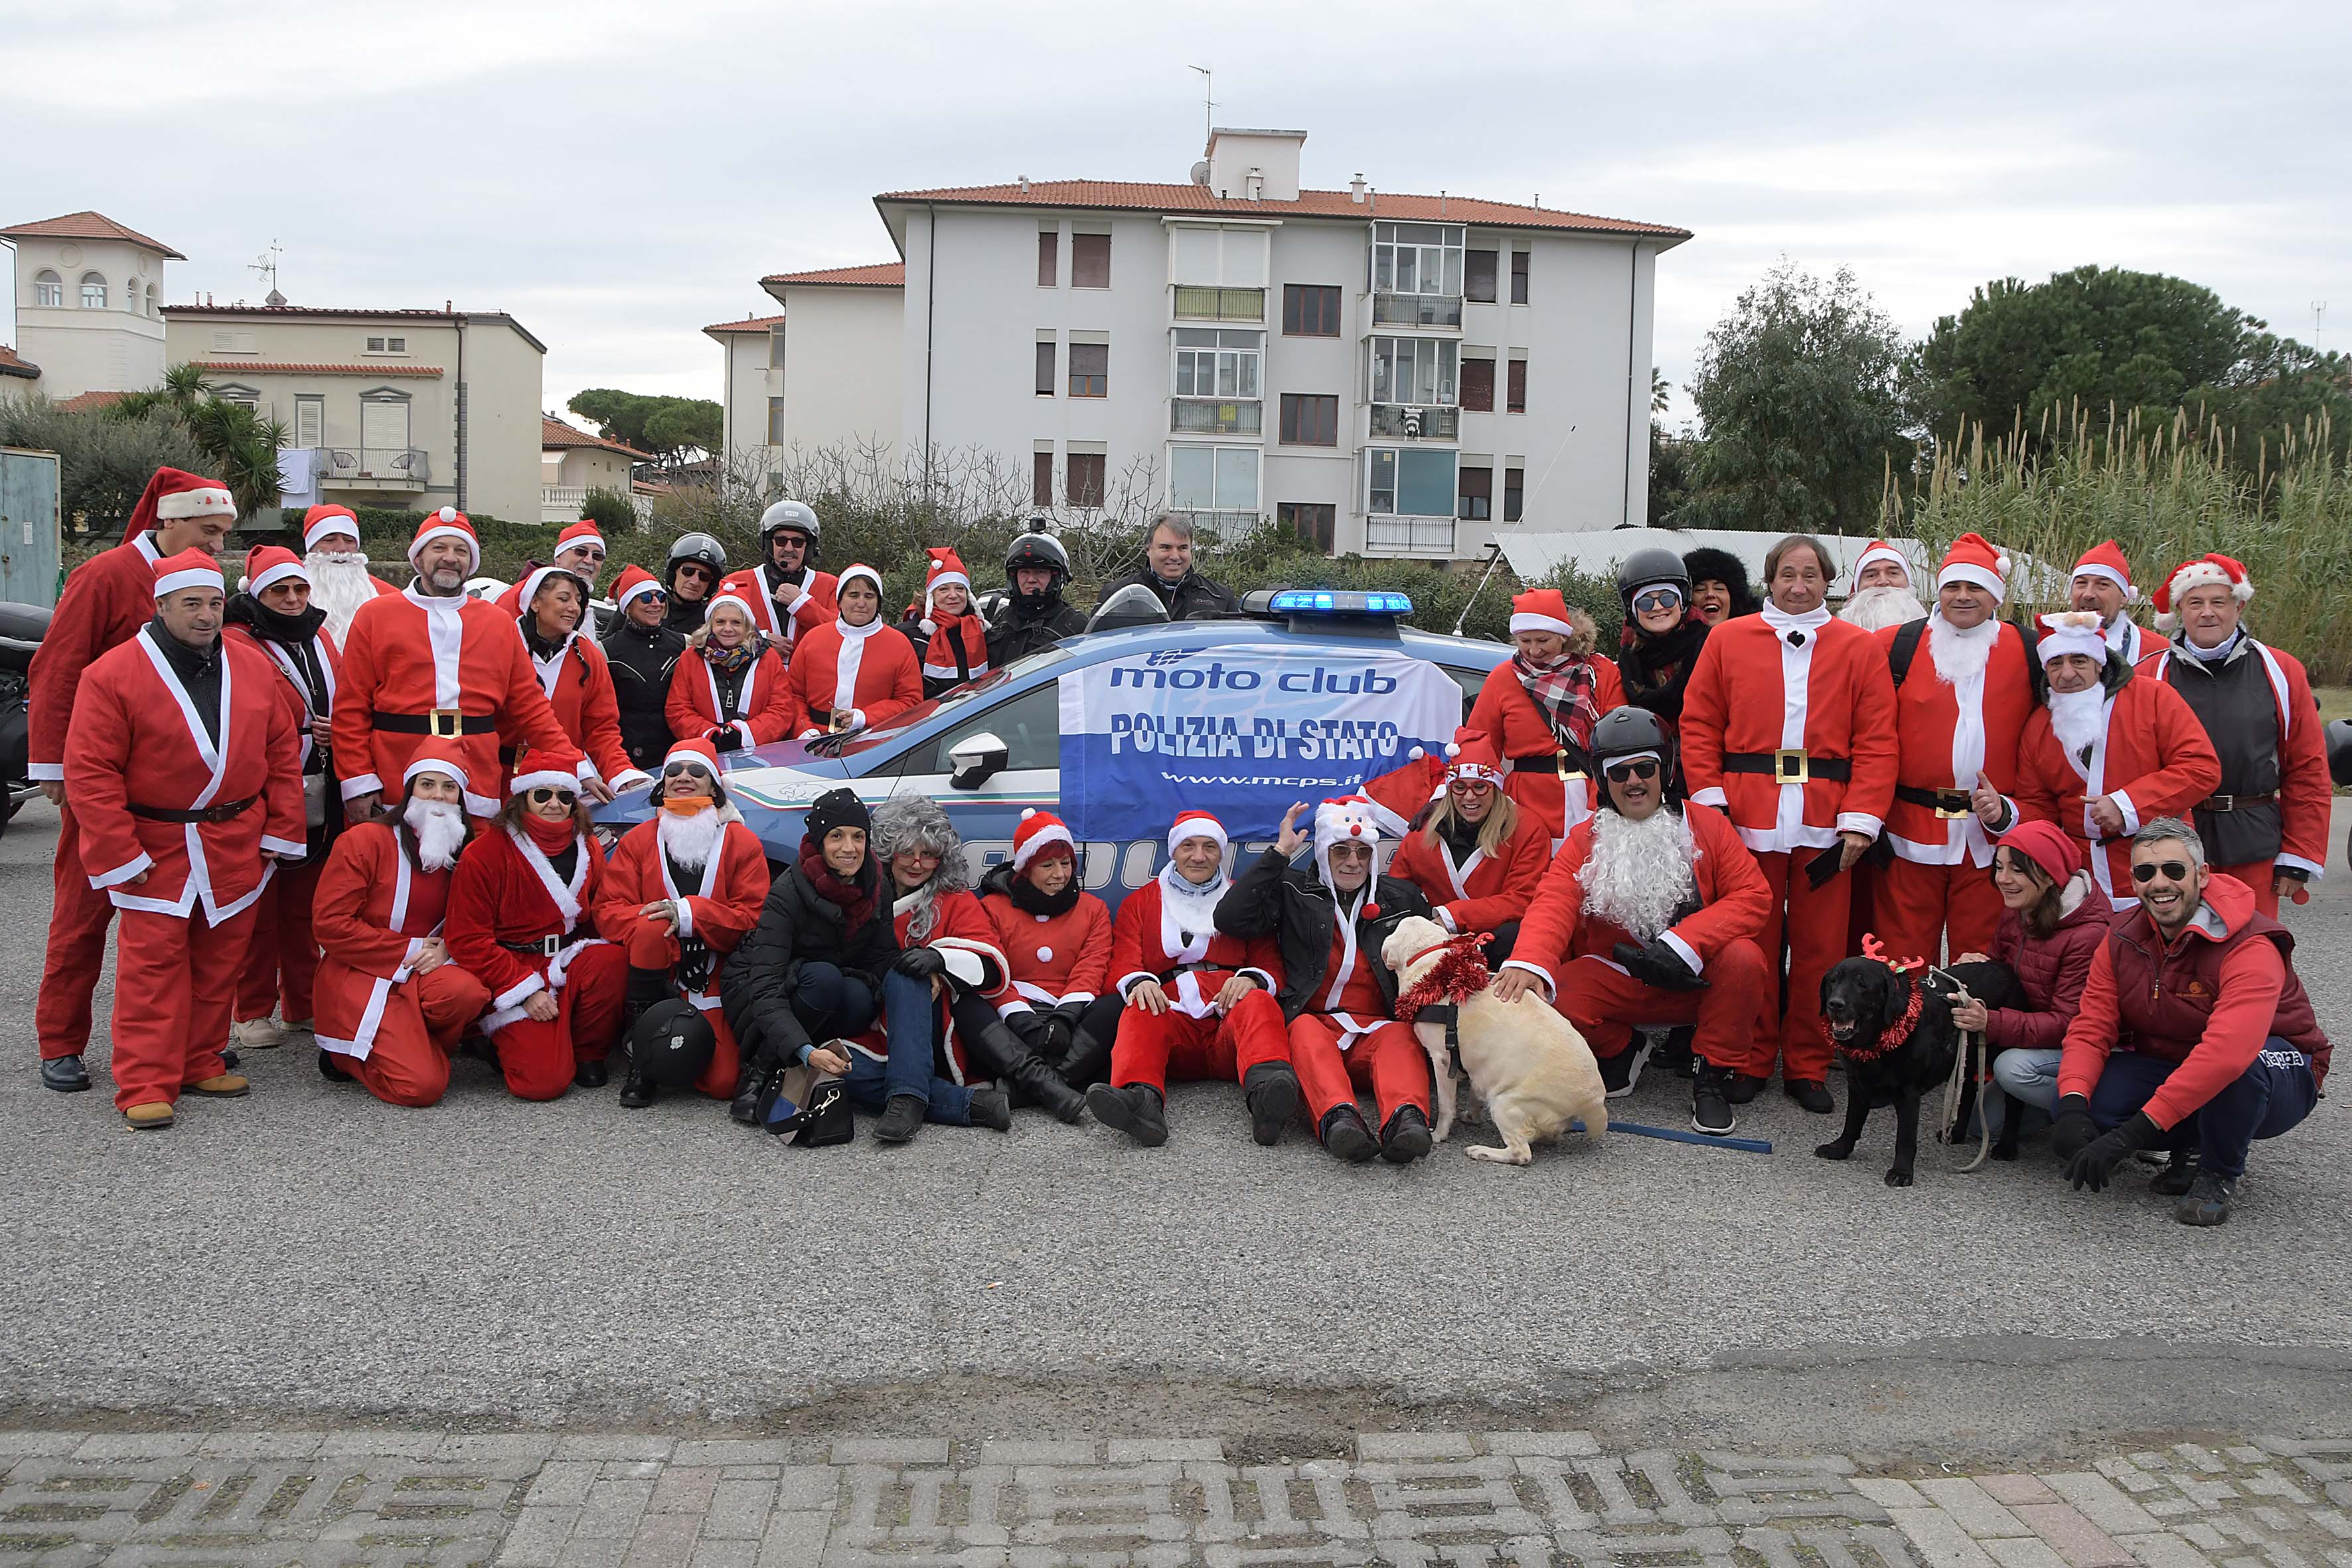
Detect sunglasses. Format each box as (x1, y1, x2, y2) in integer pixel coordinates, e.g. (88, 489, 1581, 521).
(1604, 759, 1660, 783)
(2132, 860, 2193, 884)
(663, 761, 711, 779)
(1327, 844, 1373, 860)
(567, 549, 607, 564)
(674, 564, 713, 582)
(527, 787, 578, 807)
(1632, 589, 1682, 614)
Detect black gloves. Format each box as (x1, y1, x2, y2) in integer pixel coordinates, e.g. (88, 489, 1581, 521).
(712, 728, 744, 753)
(2049, 1094, 2099, 1163)
(2063, 1111, 2161, 1192)
(892, 945, 945, 980)
(1613, 938, 1708, 991)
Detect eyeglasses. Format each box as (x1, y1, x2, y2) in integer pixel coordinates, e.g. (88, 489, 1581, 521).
(663, 761, 710, 779)
(1604, 759, 1660, 783)
(2132, 860, 2193, 884)
(1327, 844, 1373, 861)
(527, 787, 578, 807)
(566, 549, 607, 565)
(1632, 589, 1682, 614)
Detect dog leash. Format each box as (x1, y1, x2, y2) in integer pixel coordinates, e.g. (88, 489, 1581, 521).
(1924, 963, 1995, 1174)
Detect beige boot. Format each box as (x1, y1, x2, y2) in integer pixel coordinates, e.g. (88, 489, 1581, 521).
(187, 1074, 250, 1098)
(229, 1017, 284, 1050)
(123, 1101, 175, 1130)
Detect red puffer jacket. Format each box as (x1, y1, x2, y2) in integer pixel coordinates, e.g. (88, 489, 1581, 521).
(1983, 872, 2112, 1054)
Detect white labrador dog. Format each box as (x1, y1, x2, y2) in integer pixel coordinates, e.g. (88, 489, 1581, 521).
(1382, 916, 1608, 1166)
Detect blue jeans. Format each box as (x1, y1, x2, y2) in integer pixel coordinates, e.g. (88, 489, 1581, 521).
(839, 969, 975, 1125)
(2088, 1040, 2318, 1180)
(791, 963, 878, 1054)
(1992, 1048, 2062, 1113)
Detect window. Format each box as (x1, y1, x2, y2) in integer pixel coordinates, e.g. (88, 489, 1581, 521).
(1460, 356, 1495, 413)
(1465, 248, 1499, 303)
(1504, 465, 1524, 522)
(365, 335, 409, 353)
(1170, 226, 1268, 287)
(927, 680, 1061, 773)
(1277, 502, 1336, 554)
(1370, 336, 1458, 406)
(1457, 465, 1492, 521)
(768, 325, 787, 370)
(1067, 452, 1105, 508)
(295, 395, 325, 449)
(210, 329, 258, 354)
(79, 273, 106, 309)
(1037, 229, 1058, 287)
(1279, 393, 1338, 447)
(1371, 222, 1464, 296)
(33, 270, 62, 307)
(1506, 358, 1527, 413)
(1283, 283, 1341, 337)
(1170, 444, 1259, 514)
(766, 397, 787, 445)
(1032, 451, 1054, 507)
(1510, 250, 1530, 305)
(1068, 342, 1107, 398)
(146, 282, 158, 315)
(1034, 341, 1056, 396)
(1172, 328, 1259, 399)
(1366, 447, 1458, 515)
(1071, 232, 1111, 288)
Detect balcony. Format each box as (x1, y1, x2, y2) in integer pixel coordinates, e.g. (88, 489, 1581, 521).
(1169, 509, 1261, 542)
(1172, 285, 1265, 322)
(1367, 514, 1456, 554)
(1371, 291, 1462, 329)
(1368, 404, 1459, 440)
(1170, 397, 1263, 436)
(321, 447, 429, 493)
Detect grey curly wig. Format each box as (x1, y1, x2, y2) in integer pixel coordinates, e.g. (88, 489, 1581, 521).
(870, 795, 971, 941)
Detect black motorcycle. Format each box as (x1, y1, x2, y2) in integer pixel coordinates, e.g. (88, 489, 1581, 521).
(0, 601, 51, 838)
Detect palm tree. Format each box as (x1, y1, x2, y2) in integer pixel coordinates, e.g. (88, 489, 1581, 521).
(108, 362, 215, 422)
(106, 363, 282, 516)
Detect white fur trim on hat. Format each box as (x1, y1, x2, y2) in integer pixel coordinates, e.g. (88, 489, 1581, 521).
(615, 574, 664, 609)
(250, 558, 309, 597)
(510, 765, 579, 797)
(1936, 562, 2007, 602)
(2163, 559, 2251, 607)
(1014, 821, 1075, 870)
(2037, 613, 2108, 668)
(1167, 813, 1228, 856)
(153, 562, 224, 598)
(2071, 562, 2132, 595)
(1852, 542, 1909, 582)
(838, 564, 884, 599)
(304, 514, 360, 550)
(662, 742, 720, 773)
(156, 486, 235, 521)
(705, 593, 759, 627)
(1509, 610, 1575, 637)
(402, 754, 473, 792)
(408, 509, 478, 570)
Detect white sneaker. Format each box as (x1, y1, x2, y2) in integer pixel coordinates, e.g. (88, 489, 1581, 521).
(229, 1017, 284, 1050)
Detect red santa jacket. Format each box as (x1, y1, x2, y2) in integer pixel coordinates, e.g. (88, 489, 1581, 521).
(1464, 655, 1626, 838)
(716, 564, 839, 649)
(64, 626, 304, 923)
(444, 821, 610, 1032)
(2140, 638, 2330, 879)
(666, 643, 795, 747)
(1504, 801, 1772, 997)
(979, 882, 1114, 1016)
(1109, 870, 1281, 1019)
(28, 530, 166, 781)
(2007, 669, 2222, 900)
(311, 818, 461, 1059)
(332, 588, 580, 817)
(1875, 617, 2035, 867)
(783, 617, 923, 737)
(1682, 612, 1899, 853)
(505, 630, 641, 787)
(593, 813, 771, 1013)
(1387, 811, 1551, 936)
(848, 888, 1010, 1085)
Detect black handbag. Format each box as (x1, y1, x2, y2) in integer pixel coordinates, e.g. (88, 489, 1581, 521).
(759, 1063, 856, 1146)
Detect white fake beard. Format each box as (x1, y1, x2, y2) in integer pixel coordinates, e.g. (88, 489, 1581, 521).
(309, 550, 379, 642)
(1580, 807, 1698, 945)
(2047, 687, 2108, 767)
(1926, 613, 1997, 684)
(403, 797, 468, 872)
(657, 804, 726, 873)
(1839, 584, 1928, 631)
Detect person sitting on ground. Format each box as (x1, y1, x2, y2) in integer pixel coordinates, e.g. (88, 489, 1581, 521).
(2048, 817, 2329, 1225)
(783, 564, 922, 738)
(969, 809, 1109, 1121)
(666, 592, 794, 750)
(1385, 728, 1548, 965)
(1466, 588, 1626, 844)
(1613, 548, 1711, 738)
(1097, 513, 1243, 622)
(986, 518, 1090, 665)
(1682, 546, 1758, 627)
(595, 738, 772, 1110)
(661, 532, 728, 634)
(505, 564, 647, 795)
(896, 548, 992, 700)
(1837, 539, 1929, 632)
(600, 566, 688, 775)
(1215, 795, 1437, 1165)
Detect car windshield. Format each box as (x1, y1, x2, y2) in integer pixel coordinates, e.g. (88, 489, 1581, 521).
(805, 643, 1077, 757)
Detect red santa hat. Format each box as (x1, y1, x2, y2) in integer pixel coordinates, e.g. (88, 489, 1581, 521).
(1012, 808, 1076, 871)
(1508, 588, 1577, 638)
(2036, 611, 2110, 668)
(1850, 539, 1911, 586)
(1935, 532, 2009, 603)
(2150, 552, 2252, 632)
(151, 547, 224, 599)
(1445, 727, 1507, 789)
(121, 466, 235, 543)
(517, 562, 589, 615)
(242, 544, 308, 597)
(408, 506, 479, 572)
(553, 520, 606, 560)
(918, 548, 971, 633)
(509, 747, 586, 800)
(704, 591, 761, 630)
(2070, 540, 2136, 599)
(611, 564, 665, 611)
(1166, 809, 1229, 857)
(400, 739, 473, 797)
(302, 503, 362, 552)
(663, 736, 722, 776)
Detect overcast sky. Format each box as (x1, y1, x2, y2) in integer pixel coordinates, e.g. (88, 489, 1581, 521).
(4, 0, 2344, 430)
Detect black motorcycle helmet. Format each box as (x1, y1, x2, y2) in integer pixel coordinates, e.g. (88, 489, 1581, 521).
(1004, 516, 1070, 601)
(1615, 547, 1691, 615)
(1589, 706, 1677, 811)
(664, 532, 728, 595)
(629, 998, 718, 1089)
(2329, 717, 2352, 787)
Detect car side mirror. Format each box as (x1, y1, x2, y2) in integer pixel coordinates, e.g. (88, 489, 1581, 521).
(947, 732, 1009, 791)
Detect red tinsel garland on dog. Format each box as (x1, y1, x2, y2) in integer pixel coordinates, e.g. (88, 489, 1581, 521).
(1828, 933, 1927, 1061)
(1395, 931, 1494, 1023)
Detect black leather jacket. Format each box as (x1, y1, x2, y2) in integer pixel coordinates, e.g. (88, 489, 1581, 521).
(1099, 566, 1243, 623)
(1213, 848, 1431, 1022)
(985, 594, 1087, 666)
(599, 616, 688, 771)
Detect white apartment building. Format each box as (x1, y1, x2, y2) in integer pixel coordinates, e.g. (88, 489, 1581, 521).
(711, 129, 1689, 560)
(706, 260, 906, 475)
(1, 210, 181, 403)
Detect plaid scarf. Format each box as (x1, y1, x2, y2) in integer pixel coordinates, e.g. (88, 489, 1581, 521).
(1512, 651, 1602, 752)
(703, 634, 759, 678)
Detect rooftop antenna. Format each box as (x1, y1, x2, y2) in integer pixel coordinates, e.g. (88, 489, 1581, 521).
(2314, 300, 2329, 343)
(248, 238, 284, 305)
(1187, 64, 1214, 144)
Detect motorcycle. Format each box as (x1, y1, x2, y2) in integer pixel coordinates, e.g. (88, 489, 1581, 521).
(0, 601, 51, 838)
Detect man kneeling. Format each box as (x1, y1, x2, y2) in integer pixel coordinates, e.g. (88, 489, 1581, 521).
(2049, 817, 2329, 1225)
(1492, 708, 1773, 1136)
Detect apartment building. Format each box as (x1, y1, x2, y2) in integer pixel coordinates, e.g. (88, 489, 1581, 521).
(706, 260, 906, 477)
(1, 210, 180, 402)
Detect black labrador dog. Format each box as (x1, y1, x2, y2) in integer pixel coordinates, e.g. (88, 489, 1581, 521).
(1814, 954, 2026, 1185)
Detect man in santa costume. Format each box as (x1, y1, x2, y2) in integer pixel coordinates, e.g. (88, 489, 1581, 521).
(783, 564, 922, 738)
(1385, 727, 1551, 963)
(2138, 553, 2327, 917)
(1838, 539, 1930, 632)
(1494, 707, 1773, 1136)
(222, 544, 345, 1052)
(311, 742, 491, 1107)
(1972, 611, 2220, 903)
(896, 547, 991, 699)
(715, 499, 837, 653)
(504, 563, 647, 793)
(1217, 796, 1438, 1163)
(300, 504, 402, 643)
(1682, 533, 1899, 1113)
(492, 520, 611, 623)
(63, 548, 304, 1127)
(332, 507, 594, 823)
(30, 466, 240, 1093)
(2069, 541, 2149, 666)
(1087, 810, 1297, 1148)
(1871, 532, 2037, 963)
(1465, 588, 1625, 846)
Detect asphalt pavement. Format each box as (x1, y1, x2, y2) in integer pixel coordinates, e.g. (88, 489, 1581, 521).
(3, 797, 2348, 1461)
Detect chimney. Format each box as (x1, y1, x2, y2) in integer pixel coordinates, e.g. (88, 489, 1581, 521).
(1018, 174, 1030, 195)
(1349, 173, 1367, 204)
(1245, 167, 1264, 202)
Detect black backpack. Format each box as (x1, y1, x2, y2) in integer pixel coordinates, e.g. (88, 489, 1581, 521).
(1887, 616, 2046, 704)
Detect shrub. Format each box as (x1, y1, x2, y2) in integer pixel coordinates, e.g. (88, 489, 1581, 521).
(0, 394, 206, 537)
(578, 486, 637, 532)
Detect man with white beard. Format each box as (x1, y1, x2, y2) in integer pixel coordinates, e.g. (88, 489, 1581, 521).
(1972, 613, 2219, 903)
(1838, 540, 1929, 632)
(300, 505, 400, 645)
(309, 742, 491, 1108)
(1493, 707, 1774, 1137)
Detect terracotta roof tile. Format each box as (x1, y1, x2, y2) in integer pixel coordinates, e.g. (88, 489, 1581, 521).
(162, 304, 546, 354)
(0, 345, 38, 380)
(872, 180, 1689, 239)
(56, 390, 127, 414)
(186, 360, 445, 376)
(541, 416, 653, 460)
(0, 210, 187, 259)
(757, 262, 906, 287)
(703, 313, 787, 335)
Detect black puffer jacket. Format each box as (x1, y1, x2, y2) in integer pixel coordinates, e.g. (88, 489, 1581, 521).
(1214, 849, 1431, 1022)
(985, 594, 1087, 666)
(721, 858, 900, 1067)
(600, 616, 689, 771)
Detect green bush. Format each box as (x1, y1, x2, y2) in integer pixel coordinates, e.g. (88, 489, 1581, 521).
(578, 487, 636, 532)
(0, 394, 206, 538)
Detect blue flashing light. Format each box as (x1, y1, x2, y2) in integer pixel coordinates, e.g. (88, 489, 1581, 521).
(1267, 588, 1415, 616)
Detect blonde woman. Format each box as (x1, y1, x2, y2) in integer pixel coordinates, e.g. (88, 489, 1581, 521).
(665, 592, 794, 749)
(1385, 728, 1551, 965)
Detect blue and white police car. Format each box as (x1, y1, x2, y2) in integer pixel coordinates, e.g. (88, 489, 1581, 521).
(594, 589, 1508, 913)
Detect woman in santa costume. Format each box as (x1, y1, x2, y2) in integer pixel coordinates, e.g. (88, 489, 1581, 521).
(896, 548, 990, 700)
(971, 809, 1107, 1121)
(311, 743, 492, 1107)
(2140, 553, 2330, 917)
(222, 544, 345, 1052)
(1386, 728, 1549, 965)
(1972, 612, 2220, 903)
(783, 564, 922, 738)
(665, 592, 795, 751)
(503, 563, 647, 793)
(1871, 532, 2038, 965)
(63, 548, 304, 1127)
(443, 751, 629, 1099)
(2068, 541, 2150, 666)
(1465, 588, 1624, 844)
(1681, 533, 1899, 1113)
(593, 738, 772, 1109)
(1087, 810, 1296, 1148)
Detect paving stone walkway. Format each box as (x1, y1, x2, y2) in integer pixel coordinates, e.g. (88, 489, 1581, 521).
(1, 1429, 2348, 1567)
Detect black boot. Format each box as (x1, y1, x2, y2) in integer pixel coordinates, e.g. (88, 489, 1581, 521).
(617, 1061, 658, 1109)
(1319, 1103, 1378, 1163)
(1784, 1077, 1834, 1114)
(1721, 1071, 1768, 1105)
(975, 1019, 1085, 1123)
(317, 1049, 353, 1084)
(2150, 1147, 2199, 1196)
(1054, 1022, 1113, 1091)
(1086, 1082, 1168, 1146)
(1380, 1104, 1433, 1164)
(1243, 1061, 1300, 1146)
(968, 1086, 1014, 1131)
(573, 1058, 609, 1089)
(1691, 1061, 1737, 1136)
(41, 1054, 91, 1093)
(874, 1093, 927, 1142)
(1657, 1026, 1697, 1078)
(730, 1051, 779, 1125)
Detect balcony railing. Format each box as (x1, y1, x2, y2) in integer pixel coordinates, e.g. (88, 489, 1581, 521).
(1368, 404, 1459, 439)
(1168, 509, 1261, 541)
(1172, 285, 1265, 322)
(1367, 514, 1456, 554)
(322, 447, 429, 486)
(1170, 397, 1263, 435)
(1372, 291, 1463, 329)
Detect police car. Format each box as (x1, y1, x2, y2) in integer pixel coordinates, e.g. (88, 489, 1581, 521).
(593, 588, 1509, 913)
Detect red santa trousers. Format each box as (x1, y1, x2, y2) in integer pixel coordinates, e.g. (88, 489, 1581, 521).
(37, 803, 119, 1060)
(1750, 849, 1850, 1083)
(620, 923, 740, 1099)
(1290, 1015, 1431, 1135)
(1554, 943, 1771, 1069)
(347, 966, 493, 1109)
(234, 856, 323, 1024)
(109, 903, 258, 1111)
(1107, 990, 1289, 1092)
(493, 944, 628, 1101)
(2215, 862, 2282, 920)
(1872, 858, 2003, 967)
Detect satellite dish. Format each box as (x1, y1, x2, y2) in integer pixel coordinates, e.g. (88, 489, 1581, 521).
(1190, 159, 1212, 187)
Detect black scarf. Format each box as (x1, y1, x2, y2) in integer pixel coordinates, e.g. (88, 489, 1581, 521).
(1618, 613, 1710, 720)
(520, 615, 569, 663)
(226, 593, 331, 730)
(1439, 811, 1484, 858)
(147, 620, 224, 747)
(1006, 873, 1080, 918)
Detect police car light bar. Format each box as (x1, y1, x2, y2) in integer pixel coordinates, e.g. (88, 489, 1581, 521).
(1259, 588, 1415, 616)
